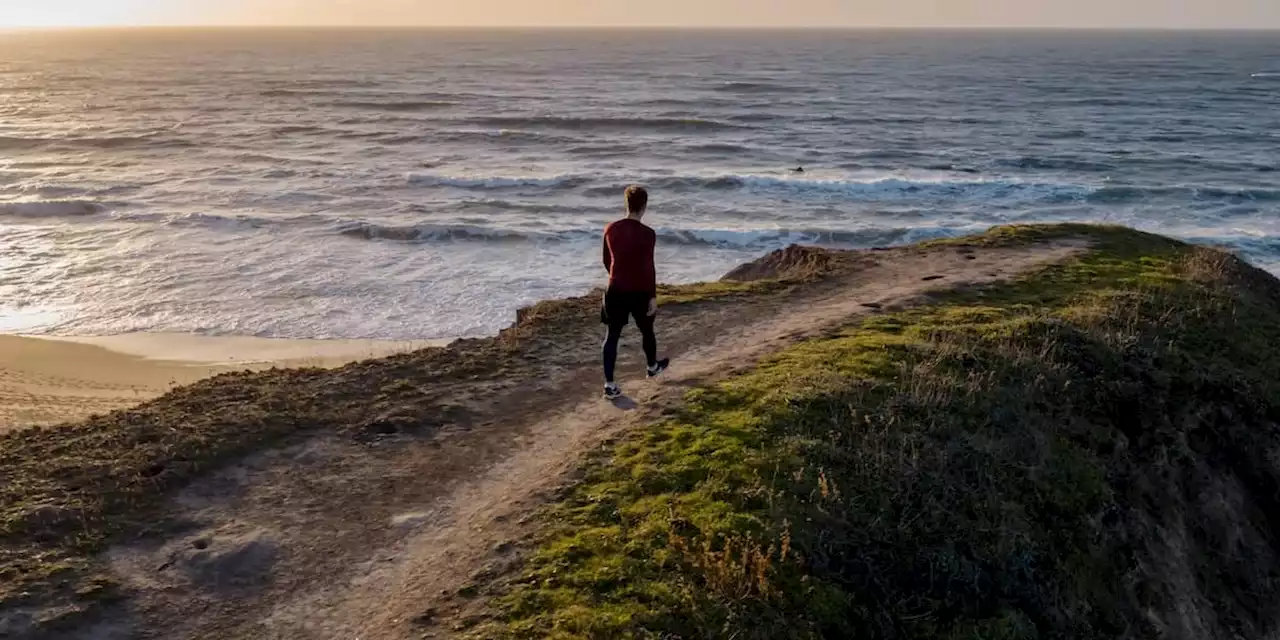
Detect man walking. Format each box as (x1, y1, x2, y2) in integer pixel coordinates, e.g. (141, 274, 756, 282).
(600, 185, 669, 399)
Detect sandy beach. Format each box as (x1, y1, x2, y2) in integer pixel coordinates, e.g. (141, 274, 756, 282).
(0, 333, 446, 431)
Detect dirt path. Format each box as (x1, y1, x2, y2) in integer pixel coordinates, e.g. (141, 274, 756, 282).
(79, 242, 1083, 640)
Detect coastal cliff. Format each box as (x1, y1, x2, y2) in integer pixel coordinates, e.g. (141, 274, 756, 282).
(5, 225, 1280, 640)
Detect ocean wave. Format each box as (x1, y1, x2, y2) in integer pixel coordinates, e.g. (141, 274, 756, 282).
(846, 149, 936, 162)
(600, 175, 1094, 203)
(633, 97, 734, 107)
(335, 220, 960, 249)
(462, 115, 744, 133)
(450, 199, 609, 214)
(1080, 185, 1280, 204)
(264, 78, 384, 90)
(1038, 129, 1090, 140)
(406, 172, 590, 190)
(996, 156, 1117, 172)
(0, 135, 121, 150)
(403, 170, 1092, 202)
(431, 129, 576, 145)
(0, 200, 106, 218)
(656, 226, 958, 248)
(1251, 73, 1280, 79)
(272, 125, 332, 135)
(161, 212, 275, 229)
(260, 88, 338, 98)
(105, 211, 330, 230)
(1075, 186, 1146, 204)
(563, 144, 640, 158)
(0, 134, 48, 151)
(1057, 97, 1165, 108)
(232, 152, 332, 166)
(727, 113, 784, 123)
(326, 100, 459, 112)
(1193, 187, 1280, 202)
(0, 133, 192, 151)
(0, 205, 322, 230)
(335, 129, 412, 141)
(1059, 184, 1280, 203)
(684, 142, 754, 154)
(336, 221, 543, 243)
(713, 81, 801, 94)
(922, 164, 983, 174)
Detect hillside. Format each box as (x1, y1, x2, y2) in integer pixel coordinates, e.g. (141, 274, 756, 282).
(463, 225, 1280, 639)
(4, 225, 1280, 639)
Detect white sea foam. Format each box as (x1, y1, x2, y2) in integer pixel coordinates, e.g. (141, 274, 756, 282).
(335, 219, 967, 249)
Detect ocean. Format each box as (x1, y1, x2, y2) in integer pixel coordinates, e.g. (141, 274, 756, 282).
(1, 29, 1277, 340)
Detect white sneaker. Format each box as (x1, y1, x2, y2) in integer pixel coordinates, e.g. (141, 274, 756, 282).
(604, 382, 622, 399)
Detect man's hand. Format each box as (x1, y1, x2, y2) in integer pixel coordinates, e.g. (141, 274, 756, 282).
(647, 297, 658, 317)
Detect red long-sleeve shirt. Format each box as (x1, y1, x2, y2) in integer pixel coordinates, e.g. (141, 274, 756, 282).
(602, 218, 657, 296)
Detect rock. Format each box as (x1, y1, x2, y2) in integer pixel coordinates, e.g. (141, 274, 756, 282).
(721, 245, 835, 282)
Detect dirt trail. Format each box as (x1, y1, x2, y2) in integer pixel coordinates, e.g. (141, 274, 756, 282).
(82, 242, 1083, 640)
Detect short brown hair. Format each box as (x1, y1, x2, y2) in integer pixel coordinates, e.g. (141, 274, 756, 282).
(624, 185, 648, 214)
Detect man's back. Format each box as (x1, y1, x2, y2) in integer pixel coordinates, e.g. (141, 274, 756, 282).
(603, 218, 656, 295)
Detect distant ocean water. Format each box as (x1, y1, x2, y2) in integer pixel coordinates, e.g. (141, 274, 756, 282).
(1, 29, 1278, 340)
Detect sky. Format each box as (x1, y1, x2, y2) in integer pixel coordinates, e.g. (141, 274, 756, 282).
(2, 0, 1279, 29)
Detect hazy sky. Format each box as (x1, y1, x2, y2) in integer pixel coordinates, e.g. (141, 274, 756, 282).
(4, 0, 1279, 29)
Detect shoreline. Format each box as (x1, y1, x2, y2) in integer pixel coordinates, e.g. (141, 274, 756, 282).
(0, 332, 449, 431)
(50, 332, 452, 365)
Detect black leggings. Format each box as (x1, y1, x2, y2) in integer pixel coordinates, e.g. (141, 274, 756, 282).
(603, 314, 657, 384)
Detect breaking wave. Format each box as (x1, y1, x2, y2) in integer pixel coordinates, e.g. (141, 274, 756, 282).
(335, 220, 960, 249)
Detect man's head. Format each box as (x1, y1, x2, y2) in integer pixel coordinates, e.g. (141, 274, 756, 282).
(624, 185, 648, 218)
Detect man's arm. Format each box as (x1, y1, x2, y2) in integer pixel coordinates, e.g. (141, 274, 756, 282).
(646, 228, 658, 316)
(602, 233, 612, 273)
(649, 227, 658, 293)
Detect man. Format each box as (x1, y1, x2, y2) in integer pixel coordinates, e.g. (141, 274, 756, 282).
(600, 185, 669, 399)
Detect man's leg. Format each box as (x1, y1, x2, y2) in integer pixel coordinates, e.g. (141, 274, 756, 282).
(634, 298, 668, 377)
(602, 322, 624, 384)
(635, 312, 658, 368)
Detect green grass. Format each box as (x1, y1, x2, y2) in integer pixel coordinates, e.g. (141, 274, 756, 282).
(469, 225, 1280, 639)
(657, 280, 787, 305)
